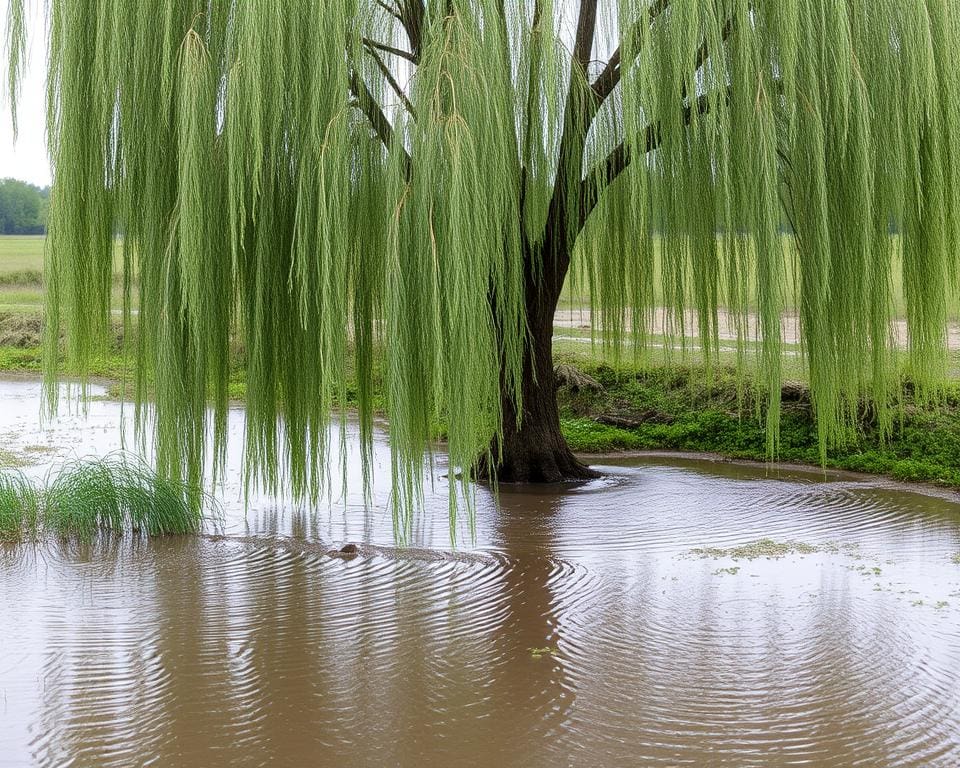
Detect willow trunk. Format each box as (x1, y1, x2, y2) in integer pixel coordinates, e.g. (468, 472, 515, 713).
(485, 232, 599, 483)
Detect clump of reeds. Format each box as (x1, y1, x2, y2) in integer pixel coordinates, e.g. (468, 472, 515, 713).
(0, 456, 209, 542)
(0, 472, 40, 542)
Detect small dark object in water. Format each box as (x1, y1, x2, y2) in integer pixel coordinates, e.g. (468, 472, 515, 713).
(324, 543, 361, 559)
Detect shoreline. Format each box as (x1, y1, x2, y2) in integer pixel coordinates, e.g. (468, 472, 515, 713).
(578, 448, 960, 503)
(3, 364, 960, 502)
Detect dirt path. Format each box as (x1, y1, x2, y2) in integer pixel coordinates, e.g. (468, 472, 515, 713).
(555, 307, 960, 351)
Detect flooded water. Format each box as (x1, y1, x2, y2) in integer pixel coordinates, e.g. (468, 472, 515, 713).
(1, 377, 960, 766)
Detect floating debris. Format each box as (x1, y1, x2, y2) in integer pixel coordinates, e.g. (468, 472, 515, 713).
(688, 538, 819, 561)
(528, 647, 559, 659)
(0, 448, 28, 469)
(848, 564, 883, 577)
(713, 566, 741, 576)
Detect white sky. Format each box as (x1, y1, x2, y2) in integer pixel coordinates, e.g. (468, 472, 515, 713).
(1, 0, 50, 187)
(0, 0, 619, 190)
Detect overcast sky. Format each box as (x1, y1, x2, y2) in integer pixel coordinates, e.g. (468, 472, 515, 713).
(0, 1, 618, 191)
(1, 0, 50, 187)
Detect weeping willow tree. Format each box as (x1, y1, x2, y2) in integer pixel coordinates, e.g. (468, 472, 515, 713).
(4, 0, 960, 526)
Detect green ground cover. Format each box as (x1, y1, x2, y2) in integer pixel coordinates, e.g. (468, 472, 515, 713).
(557, 360, 960, 488)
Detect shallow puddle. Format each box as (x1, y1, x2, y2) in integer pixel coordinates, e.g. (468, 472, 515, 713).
(1, 378, 959, 766)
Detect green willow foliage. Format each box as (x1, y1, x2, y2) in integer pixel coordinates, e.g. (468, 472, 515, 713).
(2, 0, 24, 136)
(4, 1, 960, 529)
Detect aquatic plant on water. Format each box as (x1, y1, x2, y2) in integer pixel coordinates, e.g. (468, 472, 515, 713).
(0, 456, 209, 541)
(690, 538, 819, 561)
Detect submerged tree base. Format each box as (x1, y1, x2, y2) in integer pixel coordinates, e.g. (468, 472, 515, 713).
(479, 320, 601, 484)
(478, 437, 600, 484)
(478, 385, 600, 483)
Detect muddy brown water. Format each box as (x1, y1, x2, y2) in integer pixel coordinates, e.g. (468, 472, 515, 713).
(1, 379, 960, 767)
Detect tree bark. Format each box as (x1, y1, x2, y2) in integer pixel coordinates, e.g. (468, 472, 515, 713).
(481, 235, 599, 483)
(474, 0, 603, 483)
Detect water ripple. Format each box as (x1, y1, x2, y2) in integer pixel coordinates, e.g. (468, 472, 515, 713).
(1, 379, 960, 766)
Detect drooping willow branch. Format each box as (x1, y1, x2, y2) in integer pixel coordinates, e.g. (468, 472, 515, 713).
(4, 0, 959, 534)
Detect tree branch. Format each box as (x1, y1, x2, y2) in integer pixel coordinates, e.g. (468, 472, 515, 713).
(349, 71, 412, 176)
(397, 0, 425, 59)
(535, 0, 602, 279)
(579, 15, 737, 227)
(572, 0, 600, 71)
(591, 0, 671, 103)
(374, 0, 403, 23)
(579, 88, 728, 226)
(682, 17, 734, 100)
(361, 37, 418, 65)
(551, 0, 601, 199)
(365, 45, 417, 120)
(537, 0, 602, 289)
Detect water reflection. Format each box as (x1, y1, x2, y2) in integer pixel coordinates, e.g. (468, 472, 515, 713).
(1, 379, 960, 766)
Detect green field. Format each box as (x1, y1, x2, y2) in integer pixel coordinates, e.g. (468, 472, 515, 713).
(0, 236, 130, 314)
(0, 235, 46, 274)
(0, 236, 46, 310)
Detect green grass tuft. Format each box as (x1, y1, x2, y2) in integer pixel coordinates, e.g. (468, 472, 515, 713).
(0, 472, 40, 541)
(0, 455, 211, 541)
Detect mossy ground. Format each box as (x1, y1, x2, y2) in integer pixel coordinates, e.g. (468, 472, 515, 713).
(556, 359, 960, 489)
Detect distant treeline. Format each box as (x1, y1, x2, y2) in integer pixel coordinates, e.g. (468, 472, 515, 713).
(0, 179, 50, 235)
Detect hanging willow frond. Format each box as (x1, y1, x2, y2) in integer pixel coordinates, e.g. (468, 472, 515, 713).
(4, 0, 25, 137)
(3, 0, 959, 531)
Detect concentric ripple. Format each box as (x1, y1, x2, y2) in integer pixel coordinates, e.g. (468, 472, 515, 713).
(1, 379, 960, 766)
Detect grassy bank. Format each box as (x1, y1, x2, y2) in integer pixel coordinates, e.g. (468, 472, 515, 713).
(557, 360, 960, 488)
